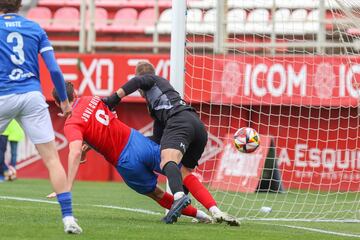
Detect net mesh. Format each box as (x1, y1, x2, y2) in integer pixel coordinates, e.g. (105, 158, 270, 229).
(185, 0, 360, 221)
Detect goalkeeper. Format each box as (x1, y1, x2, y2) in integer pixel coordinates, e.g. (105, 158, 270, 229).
(103, 62, 239, 225)
(52, 82, 238, 225)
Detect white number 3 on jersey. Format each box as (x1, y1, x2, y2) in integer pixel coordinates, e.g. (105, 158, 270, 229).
(7, 32, 25, 65)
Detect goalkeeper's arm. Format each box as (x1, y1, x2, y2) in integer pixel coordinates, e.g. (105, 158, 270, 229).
(102, 75, 156, 110)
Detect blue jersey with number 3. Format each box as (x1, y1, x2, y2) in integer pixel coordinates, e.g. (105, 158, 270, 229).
(0, 13, 53, 96)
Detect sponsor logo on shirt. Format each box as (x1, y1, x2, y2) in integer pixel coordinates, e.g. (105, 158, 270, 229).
(9, 68, 35, 81)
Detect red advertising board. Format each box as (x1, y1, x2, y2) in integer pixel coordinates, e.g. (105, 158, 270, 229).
(211, 134, 270, 193)
(40, 54, 360, 106)
(12, 54, 360, 192)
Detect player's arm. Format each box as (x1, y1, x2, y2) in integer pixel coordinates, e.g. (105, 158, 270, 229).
(80, 143, 91, 164)
(67, 140, 82, 190)
(103, 75, 156, 110)
(39, 30, 71, 117)
(64, 124, 84, 190)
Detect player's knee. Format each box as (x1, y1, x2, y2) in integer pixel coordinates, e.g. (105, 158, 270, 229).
(160, 149, 182, 167)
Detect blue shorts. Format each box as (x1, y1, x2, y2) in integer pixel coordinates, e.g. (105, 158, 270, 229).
(116, 129, 162, 194)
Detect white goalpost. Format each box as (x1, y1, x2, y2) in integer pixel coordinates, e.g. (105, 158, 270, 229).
(170, 0, 360, 222)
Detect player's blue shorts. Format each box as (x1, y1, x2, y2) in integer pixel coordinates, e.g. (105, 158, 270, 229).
(116, 129, 162, 194)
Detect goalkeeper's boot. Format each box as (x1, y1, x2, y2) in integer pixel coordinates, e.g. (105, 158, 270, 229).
(162, 195, 191, 224)
(63, 216, 83, 234)
(212, 212, 240, 226)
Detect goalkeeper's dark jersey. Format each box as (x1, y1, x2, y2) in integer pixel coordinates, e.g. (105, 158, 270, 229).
(121, 74, 194, 122)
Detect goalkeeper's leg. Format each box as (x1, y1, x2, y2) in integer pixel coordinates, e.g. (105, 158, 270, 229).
(181, 167, 240, 226)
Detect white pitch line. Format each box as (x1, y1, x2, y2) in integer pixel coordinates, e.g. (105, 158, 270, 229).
(278, 224, 360, 238)
(93, 205, 161, 216)
(0, 196, 161, 216)
(246, 218, 360, 223)
(257, 222, 360, 238)
(0, 196, 59, 205)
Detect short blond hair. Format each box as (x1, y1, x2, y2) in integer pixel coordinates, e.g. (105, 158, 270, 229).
(135, 61, 155, 76)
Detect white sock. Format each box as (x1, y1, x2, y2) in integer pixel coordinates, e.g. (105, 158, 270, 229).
(63, 216, 75, 223)
(196, 210, 210, 220)
(209, 206, 221, 215)
(174, 191, 185, 201)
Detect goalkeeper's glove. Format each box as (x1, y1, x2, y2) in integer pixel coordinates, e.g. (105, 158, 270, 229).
(102, 92, 121, 111)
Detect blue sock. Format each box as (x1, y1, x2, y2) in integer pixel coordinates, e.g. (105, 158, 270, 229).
(57, 192, 73, 218)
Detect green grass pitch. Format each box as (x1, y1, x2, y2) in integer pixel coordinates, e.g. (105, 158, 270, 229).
(1, 179, 360, 240)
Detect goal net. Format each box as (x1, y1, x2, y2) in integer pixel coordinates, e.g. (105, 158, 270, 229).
(183, 0, 360, 221)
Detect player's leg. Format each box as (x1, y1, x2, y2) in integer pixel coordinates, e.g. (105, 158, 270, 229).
(17, 91, 82, 234)
(0, 135, 8, 181)
(145, 185, 212, 223)
(0, 95, 17, 181)
(5, 141, 18, 180)
(9, 141, 17, 168)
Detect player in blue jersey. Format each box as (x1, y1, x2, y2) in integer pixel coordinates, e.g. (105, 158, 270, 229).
(0, 0, 82, 234)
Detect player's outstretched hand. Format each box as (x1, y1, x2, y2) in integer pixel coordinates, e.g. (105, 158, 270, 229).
(80, 143, 90, 164)
(46, 192, 57, 198)
(59, 100, 72, 118)
(102, 92, 121, 111)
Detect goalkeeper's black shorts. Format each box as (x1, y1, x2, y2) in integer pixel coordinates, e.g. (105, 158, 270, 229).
(160, 109, 208, 169)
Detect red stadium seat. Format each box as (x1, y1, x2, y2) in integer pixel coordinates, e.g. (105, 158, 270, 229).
(26, 7, 52, 30)
(186, 9, 203, 34)
(227, 9, 246, 34)
(305, 9, 319, 34)
(127, 0, 153, 8)
(115, 8, 155, 33)
(96, 0, 128, 8)
(274, 8, 291, 34)
(87, 8, 109, 31)
(158, 0, 172, 8)
(135, 8, 156, 33)
(288, 9, 307, 34)
(103, 8, 138, 33)
(38, 0, 65, 7)
(51, 7, 80, 32)
(245, 9, 271, 34)
(145, 8, 172, 34)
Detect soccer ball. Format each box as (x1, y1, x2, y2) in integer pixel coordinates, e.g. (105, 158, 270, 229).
(233, 127, 260, 153)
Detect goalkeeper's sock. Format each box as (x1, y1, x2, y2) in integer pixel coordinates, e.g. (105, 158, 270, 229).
(156, 192, 197, 217)
(57, 192, 73, 218)
(183, 174, 217, 210)
(162, 161, 184, 199)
